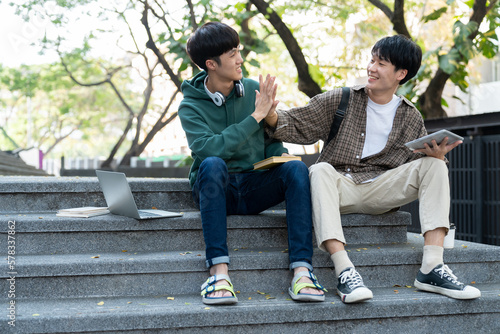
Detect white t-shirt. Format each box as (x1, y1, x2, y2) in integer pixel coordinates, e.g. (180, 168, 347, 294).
(361, 95, 401, 159)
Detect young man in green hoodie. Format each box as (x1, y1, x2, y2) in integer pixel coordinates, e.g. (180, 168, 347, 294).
(178, 22, 326, 305)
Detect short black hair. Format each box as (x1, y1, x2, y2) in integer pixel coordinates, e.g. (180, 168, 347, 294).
(186, 22, 240, 71)
(371, 35, 422, 85)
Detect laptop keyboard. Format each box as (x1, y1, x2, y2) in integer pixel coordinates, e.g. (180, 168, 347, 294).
(138, 210, 163, 218)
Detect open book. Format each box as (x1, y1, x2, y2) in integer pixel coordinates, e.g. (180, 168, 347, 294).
(56, 206, 110, 218)
(253, 156, 302, 170)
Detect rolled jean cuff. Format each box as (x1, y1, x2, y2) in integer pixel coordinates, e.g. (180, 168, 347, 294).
(289, 261, 313, 272)
(206, 256, 230, 269)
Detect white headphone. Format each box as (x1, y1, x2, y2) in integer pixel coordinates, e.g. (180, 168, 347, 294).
(204, 76, 245, 106)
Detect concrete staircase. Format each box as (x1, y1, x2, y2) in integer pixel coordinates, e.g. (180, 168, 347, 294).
(0, 151, 48, 176)
(1, 176, 499, 333)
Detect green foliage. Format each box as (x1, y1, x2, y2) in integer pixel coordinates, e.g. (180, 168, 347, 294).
(4, 0, 500, 158)
(174, 155, 193, 167)
(0, 60, 134, 156)
(422, 7, 448, 23)
(453, 21, 478, 58)
(478, 30, 499, 58)
(439, 48, 461, 75)
(308, 64, 326, 88)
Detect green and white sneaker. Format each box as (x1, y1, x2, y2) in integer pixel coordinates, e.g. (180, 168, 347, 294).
(414, 264, 481, 300)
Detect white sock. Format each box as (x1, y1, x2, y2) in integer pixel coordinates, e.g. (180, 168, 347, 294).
(330, 250, 354, 277)
(420, 245, 444, 274)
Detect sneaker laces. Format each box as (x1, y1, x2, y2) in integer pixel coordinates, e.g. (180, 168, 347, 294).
(435, 265, 460, 285)
(339, 268, 364, 289)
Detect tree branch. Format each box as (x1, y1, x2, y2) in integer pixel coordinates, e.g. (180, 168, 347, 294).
(140, 1, 182, 90)
(367, 0, 393, 20)
(137, 88, 180, 154)
(186, 0, 198, 31)
(58, 51, 136, 118)
(249, 0, 322, 97)
(367, 0, 411, 38)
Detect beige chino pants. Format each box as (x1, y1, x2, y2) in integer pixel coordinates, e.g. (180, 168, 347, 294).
(309, 157, 450, 252)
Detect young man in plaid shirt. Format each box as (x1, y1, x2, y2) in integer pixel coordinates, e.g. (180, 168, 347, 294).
(263, 35, 481, 303)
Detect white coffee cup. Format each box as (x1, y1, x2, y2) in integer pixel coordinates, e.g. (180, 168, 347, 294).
(444, 224, 456, 249)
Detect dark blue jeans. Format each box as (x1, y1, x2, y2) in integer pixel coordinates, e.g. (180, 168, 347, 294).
(192, 157, 314, 271)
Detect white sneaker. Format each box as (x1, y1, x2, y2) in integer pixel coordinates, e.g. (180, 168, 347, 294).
(337, 267, 373, 303)
(414, 264, 481, 300)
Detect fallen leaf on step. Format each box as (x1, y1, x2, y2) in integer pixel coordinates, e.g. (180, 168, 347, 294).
(405, 285, 412, 288)
(91, 256, 100, 259)
(185, 303, 191, 305)
(470, 281, 476, 285)
(167, 297, 175, 300)
(393, 284, 402, 287)
(39, 217, 43, 219)
(97, 301, 104, 305)
(265, 296, 275, 300)
(394, 290, 399, 294)
(122, 250, 128, 253)
(462, 245, 468, 248)
(152, 207, 157, 210)
(256, 291, 266, 295)
(33, 314, 40, 316)
(248, 297, 252, 300)
(204, 307, 211, 310)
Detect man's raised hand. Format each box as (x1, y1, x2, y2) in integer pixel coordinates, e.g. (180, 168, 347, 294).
(252, 74, 278, 123)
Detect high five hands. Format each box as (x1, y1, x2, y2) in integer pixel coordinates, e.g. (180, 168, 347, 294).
(252, 74, 279, 125)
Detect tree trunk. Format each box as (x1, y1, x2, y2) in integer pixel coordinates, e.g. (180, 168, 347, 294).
(101, 115, 134, 168)
(249, 0, 322, 98)
(418, 68, 449, 119)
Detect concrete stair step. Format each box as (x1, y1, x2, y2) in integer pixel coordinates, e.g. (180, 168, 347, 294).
(3, 211, 411, 254)
(0, 164, 48, 176)
(0, 153, 48, 177)
(9, 283, 500, 333)
(0, 176, 195, 213)
(4, 234, 499, 299)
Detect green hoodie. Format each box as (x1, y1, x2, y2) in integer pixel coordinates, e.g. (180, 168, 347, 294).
(179, 71, 287, 187)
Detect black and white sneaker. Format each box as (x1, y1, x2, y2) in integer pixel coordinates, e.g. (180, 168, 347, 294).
(414, 264, 481, 300)
(337, 267, 373, 303)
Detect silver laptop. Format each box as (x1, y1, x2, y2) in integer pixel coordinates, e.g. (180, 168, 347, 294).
(96, 170, 182, 220)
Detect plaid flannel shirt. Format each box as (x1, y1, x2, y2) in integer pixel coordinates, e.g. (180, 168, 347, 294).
(266, 85, 428, 184)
